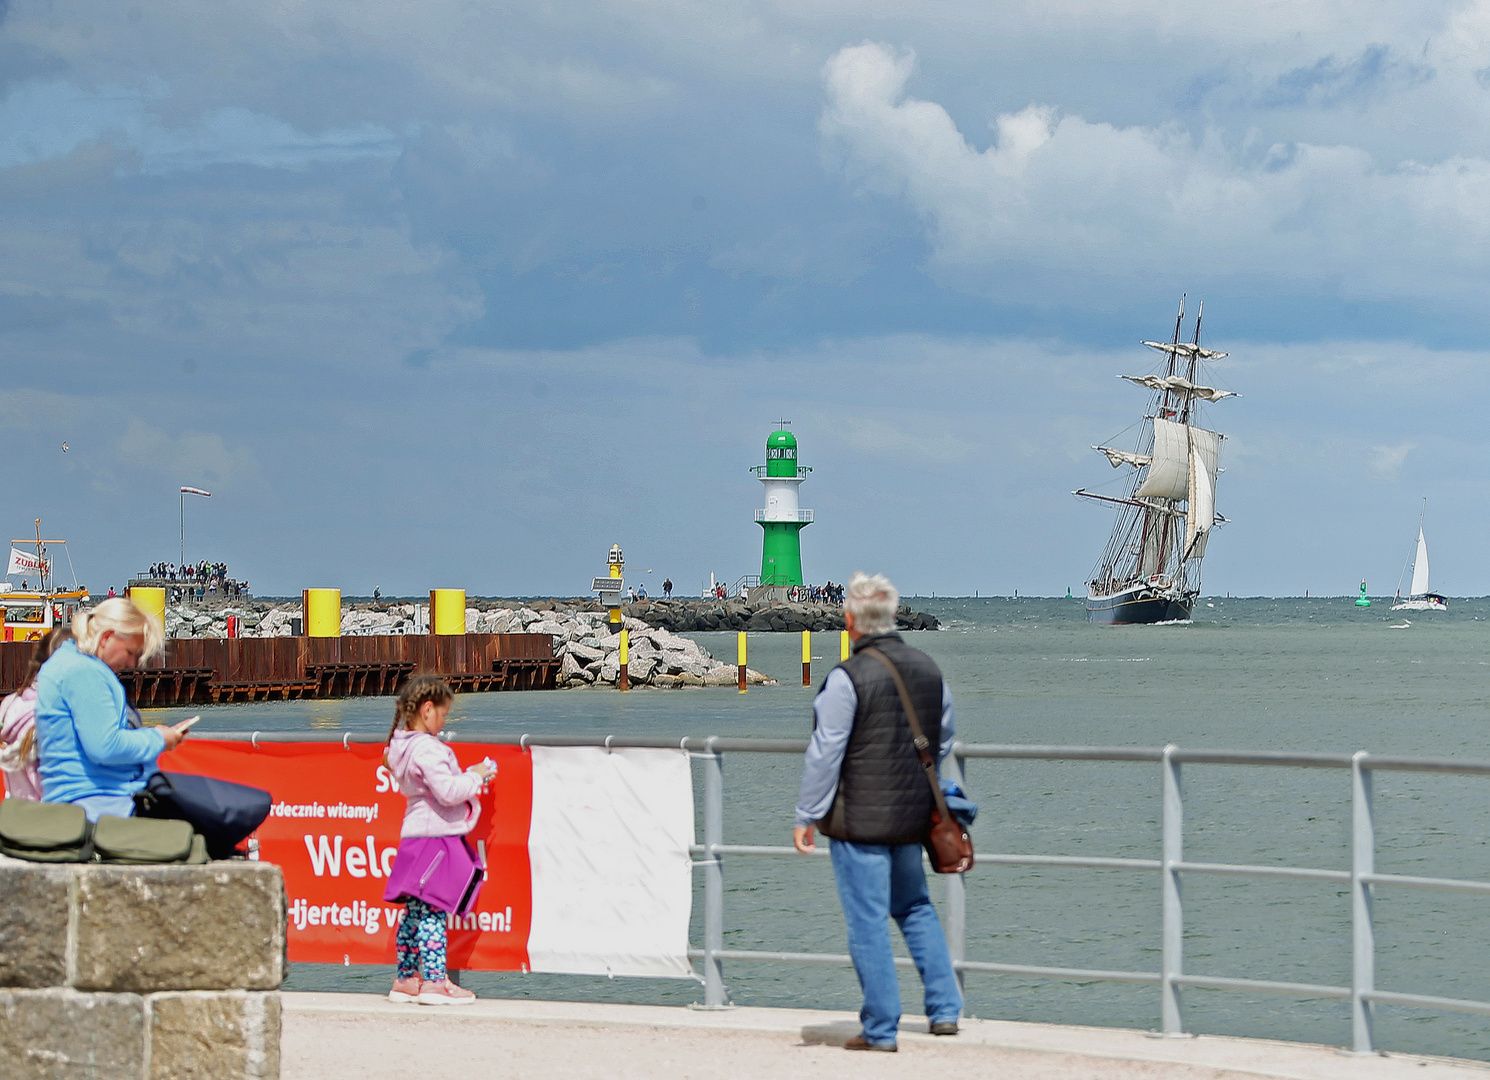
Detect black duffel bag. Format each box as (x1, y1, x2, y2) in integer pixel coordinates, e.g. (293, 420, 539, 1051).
(133, 771, 271, 860)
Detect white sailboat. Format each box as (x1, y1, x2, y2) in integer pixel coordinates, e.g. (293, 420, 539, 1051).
(1391, 501, 1448, 611)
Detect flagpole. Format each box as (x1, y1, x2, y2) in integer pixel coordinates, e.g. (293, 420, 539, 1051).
(180, 492, 185, 569)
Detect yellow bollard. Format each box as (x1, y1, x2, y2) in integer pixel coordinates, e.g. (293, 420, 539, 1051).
(430, 589, 467, 636)
(737, 631, 747, 693)
(840, 629, 850, 661)
(619, 628, 630, 691)
(303, 588, 341, 637)
(802, 629, 811, 687)
(128, 586, 166, 634)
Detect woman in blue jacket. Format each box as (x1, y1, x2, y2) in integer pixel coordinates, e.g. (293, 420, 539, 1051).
(34, 598, 190, 820)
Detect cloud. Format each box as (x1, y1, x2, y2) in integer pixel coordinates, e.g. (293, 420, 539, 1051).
(1368, 441, 1416, 481)
(0, 81, 401, 176)
(114, 419, 260, 488)
(817, 42, 1490, 306)
(1260, 45, 1433, 109)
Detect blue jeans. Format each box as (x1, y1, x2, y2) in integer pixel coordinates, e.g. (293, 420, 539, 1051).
(72, 794, 136, 822)
(830, 838, 962, 1046)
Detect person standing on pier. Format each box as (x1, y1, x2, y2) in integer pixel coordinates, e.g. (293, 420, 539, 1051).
(792, 572, 962, 1052)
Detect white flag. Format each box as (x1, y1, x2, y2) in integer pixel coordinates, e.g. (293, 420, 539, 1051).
(7, 547, 49, 576)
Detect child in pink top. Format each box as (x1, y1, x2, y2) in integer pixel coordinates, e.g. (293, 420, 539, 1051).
(381, 677, 494, 1006)
(0, 629, 73, 800)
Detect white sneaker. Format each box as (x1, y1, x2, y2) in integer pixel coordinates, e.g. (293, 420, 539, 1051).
(417, 978, 476, 1006)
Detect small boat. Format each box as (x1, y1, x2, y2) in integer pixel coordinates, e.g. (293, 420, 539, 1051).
(0, 520, 90, 641)
(1075, 297, 1235, 625)
(1391, 501, 1448, 611)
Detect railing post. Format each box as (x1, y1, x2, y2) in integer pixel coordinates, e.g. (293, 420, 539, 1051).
(1351, 750, 1375, 1054)
(1160, 744, 1183, 1035)
(943, 747, 967, 1002)
(701, 736, 729, 1007)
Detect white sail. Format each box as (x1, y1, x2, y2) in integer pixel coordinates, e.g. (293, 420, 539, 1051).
(1095, 445, 1151, 469)
(1185, 446, 1215, 559)
(1410, 528, 1429, 596)
(1136, 419, 1220, 502)
(1121, 373, 1238, 402)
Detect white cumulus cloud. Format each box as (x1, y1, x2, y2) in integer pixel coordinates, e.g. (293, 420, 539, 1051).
(819, 41, 1490, 305)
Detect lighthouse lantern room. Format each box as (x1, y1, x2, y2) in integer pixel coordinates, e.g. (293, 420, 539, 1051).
(751, 423, 813, 587)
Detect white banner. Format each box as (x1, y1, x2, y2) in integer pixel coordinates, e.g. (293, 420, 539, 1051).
(6, 547, 48, 577)
(526, 746, 696, 977)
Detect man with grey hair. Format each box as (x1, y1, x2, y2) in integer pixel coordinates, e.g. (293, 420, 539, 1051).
(793, 572, 961, 1051)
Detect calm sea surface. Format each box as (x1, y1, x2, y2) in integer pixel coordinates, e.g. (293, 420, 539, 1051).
(147, 597, 1490, 1059)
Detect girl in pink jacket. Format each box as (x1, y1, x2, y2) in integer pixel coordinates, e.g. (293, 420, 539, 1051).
(0, 629, 73, 800)
(381, 677, 495, 1006)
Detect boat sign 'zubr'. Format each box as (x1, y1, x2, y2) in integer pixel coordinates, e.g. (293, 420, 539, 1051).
(1075, 298, 1236, 625)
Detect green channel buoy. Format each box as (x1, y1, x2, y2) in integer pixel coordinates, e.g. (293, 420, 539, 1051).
(1355, 580, 1371, 607)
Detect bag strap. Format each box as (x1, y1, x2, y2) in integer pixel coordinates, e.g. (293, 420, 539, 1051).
(861, 647, 955, 825)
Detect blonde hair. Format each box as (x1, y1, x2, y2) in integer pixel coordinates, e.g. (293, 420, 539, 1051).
(844, 572, 899, 635)
(72, 597, 165, 662)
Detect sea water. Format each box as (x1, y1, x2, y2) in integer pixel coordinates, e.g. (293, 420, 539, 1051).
(147, 597, 1490, 1059)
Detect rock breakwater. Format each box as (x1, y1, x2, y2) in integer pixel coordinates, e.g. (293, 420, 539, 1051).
(159, 601, 772, 690)
(622, 597, 940, 633)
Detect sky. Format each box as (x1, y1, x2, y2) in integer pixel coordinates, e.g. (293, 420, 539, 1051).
(4, 1, 1490, 598)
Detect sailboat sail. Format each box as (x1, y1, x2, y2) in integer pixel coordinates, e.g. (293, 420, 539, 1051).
(1186, 447, 1215, 559)
(1135, 419, 1220, 502)
(1410, 529, 1429, 597)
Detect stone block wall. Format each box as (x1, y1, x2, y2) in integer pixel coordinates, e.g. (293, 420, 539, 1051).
(0, 854, 285, 1080)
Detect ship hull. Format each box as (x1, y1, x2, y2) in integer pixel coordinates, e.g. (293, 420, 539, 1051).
(1087, 586, 1193, 625)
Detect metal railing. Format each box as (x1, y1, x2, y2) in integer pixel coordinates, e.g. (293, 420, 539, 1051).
(214, 731, 1490, 1055)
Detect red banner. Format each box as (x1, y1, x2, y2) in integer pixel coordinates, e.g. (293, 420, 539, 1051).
(162, 739, 535, 971)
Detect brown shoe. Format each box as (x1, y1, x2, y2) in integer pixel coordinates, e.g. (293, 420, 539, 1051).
(930, 1021, 959, 1036)
(844, 1035, 897, 1052)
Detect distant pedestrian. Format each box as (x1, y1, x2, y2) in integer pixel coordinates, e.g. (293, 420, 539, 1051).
(107, 586, 115, 598)
(382, 677, 495, 1006)
(663, 578, 672, 598)
(793, 572, 962, 1051)
(627, 586, 636, 602)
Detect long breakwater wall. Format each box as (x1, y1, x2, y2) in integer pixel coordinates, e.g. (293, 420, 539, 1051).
(0, 633, 559, 704)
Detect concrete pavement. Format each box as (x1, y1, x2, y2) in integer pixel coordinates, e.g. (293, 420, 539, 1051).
(282, 992, 1490, 1080)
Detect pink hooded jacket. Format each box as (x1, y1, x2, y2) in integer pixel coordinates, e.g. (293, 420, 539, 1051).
(0, 686, 43, 801)
(385, 729, 482, 838)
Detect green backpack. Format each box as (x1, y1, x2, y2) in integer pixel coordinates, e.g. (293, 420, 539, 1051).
(0, 799, 208, 864)
(0, 799, 92, 861)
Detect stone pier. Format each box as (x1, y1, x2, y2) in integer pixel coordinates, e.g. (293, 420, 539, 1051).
(0, 854, 286, 1080)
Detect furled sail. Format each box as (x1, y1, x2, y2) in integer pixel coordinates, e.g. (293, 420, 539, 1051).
(1142, 341, 1229, 360)
(1137, 419, 1220, 502)
(1095, 445, 1151, 469)
(1121, 374, 1238, 402)
(1410, 529, 1429, 596)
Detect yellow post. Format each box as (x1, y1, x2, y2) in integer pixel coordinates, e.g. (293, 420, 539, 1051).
(128, 586, 166, 633)
(802, 629, 812, 687)
(737, 631, 748, 693)
(430, 589, 467, 636)
(304, 588, 341, 637)
(618, 628, 630, 691)
(840, 629, 850, 661)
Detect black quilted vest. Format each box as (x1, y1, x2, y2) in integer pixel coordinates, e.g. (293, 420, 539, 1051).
(815, 632, 944, 845)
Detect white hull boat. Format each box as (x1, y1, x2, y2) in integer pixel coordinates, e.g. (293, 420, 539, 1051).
(1391, 502, 1447, 611)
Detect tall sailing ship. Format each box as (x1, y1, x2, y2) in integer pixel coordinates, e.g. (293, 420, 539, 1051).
(1075, 299, 1235, 624)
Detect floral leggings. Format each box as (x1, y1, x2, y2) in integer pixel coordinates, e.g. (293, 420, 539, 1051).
(395, 897, 448, 982)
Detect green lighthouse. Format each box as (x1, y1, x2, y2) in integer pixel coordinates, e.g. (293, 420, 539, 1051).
(751, 424, 813, 587)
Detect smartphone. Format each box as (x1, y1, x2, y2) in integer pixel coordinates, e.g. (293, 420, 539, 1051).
(174, 715, 202, 731)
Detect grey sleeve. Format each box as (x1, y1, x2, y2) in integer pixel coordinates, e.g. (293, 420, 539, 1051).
(794, 668, 857, 828)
